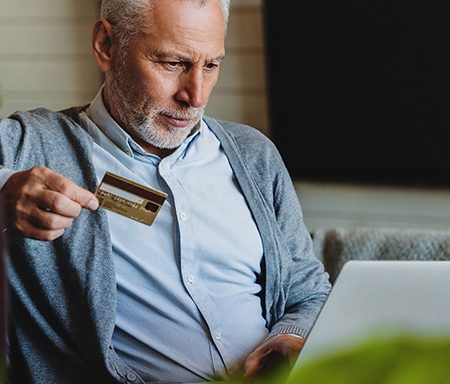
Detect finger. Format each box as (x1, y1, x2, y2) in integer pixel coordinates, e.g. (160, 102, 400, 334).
(13, 220, 65, 242)
(30, 208, 74, 231)
(287, 340, 304, 365)
(43, 171, 99, 211)
(35, 190, 82, 218)
(276, 336, 304, 364)
(243, 354, 264, 379)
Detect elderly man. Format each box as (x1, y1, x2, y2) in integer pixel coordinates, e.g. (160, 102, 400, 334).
(0, 0, 330, 383)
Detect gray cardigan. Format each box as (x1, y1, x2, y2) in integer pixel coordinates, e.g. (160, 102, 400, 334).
(0, 107, 330, 384)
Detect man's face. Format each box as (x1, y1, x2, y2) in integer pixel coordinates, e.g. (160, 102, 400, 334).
(105, 0, 226, 150)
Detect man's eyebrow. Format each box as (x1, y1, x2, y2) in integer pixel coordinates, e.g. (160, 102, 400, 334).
(209, 54, 225, 63)
(150, 50, 225, 63)
(151, 50, 188, 61)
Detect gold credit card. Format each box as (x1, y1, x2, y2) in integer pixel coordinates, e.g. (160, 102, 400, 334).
(95, 172, 167, 226)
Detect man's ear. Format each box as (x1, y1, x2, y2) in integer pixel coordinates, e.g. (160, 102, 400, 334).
(92, 18, 116, 73)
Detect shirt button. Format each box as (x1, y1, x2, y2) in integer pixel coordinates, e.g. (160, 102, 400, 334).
(180, 211, 188, 221)
(187, 274, 195, 284)
(126, 372, 137, 381)
(215, 332, 222, 340)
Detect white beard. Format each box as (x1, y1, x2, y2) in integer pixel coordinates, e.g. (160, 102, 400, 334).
(123, 105, 203, 149)
(105, 73, 204, 150)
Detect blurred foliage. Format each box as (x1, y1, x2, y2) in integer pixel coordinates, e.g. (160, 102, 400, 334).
(221, 335, 450, 384)
(289, 335, 450, 384)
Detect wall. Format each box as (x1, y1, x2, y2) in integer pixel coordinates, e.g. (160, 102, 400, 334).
(206, 0, 269, 136)
(0, 0, 268, 136)
(224, 1, 450, 232)
(0, 0, 100, 116)
(296, 182, 450, 231)
(1, 0, 449, 232)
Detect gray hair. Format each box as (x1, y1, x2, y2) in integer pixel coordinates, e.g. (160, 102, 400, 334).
(100, 0, 231, 51)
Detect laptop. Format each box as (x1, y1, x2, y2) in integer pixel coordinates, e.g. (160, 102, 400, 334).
(292, 260, 450, 370)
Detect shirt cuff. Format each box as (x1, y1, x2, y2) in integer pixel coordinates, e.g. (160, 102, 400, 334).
(267, 333, 305, 340)
(286, 334, 304, 339)
(267, 325, 309, 340)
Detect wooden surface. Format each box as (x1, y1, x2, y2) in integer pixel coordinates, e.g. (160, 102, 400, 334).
(208, 5, 269, 135)
(0, 0, 100, 116)
(0, 0, 269, 135)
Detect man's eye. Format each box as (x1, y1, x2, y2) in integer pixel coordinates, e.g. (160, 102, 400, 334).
(205, 63, 219, 71)
(164, 62, 182, 69)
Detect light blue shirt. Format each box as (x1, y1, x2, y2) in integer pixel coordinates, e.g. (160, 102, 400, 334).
(78, 90, 268, 382)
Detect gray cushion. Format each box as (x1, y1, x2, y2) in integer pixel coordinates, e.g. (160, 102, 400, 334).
(312, 228, 450, 283)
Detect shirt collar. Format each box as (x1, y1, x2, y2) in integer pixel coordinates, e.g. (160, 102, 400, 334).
(86, 86, 203, 160)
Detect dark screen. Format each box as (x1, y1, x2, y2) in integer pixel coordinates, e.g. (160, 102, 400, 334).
(264, 0, 450, 184)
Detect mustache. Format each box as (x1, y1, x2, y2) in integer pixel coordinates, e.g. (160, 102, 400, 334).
(158, 107, 203, 120)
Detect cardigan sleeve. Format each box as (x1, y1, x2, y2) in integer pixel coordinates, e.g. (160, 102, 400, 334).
(207, 118, 332, 339)
(0, 116, 25, 170)
(266, 148, 331, 339)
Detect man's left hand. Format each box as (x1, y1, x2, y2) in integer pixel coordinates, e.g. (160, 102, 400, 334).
(243, 334, 305, 379)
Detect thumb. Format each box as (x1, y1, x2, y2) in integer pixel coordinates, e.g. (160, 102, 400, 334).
(243, 352, 263, 379)
(45, 171, 99, 211)
(70, 187, 99, 211)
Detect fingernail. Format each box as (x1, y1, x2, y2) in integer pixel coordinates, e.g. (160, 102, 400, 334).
(88, 198, 99, 211)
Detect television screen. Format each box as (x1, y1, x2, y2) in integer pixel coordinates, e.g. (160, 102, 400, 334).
(264, 0, 450, 185)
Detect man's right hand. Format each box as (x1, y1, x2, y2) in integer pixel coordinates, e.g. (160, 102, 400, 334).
(2, 166, 99, 241)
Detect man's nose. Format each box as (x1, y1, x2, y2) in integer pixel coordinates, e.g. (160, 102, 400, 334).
(176, 69, 205, 108)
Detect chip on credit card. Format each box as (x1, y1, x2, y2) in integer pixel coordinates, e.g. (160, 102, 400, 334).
(95, 172, 167, 226)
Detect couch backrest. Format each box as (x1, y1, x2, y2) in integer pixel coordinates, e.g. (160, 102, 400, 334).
(312, 228, 450, 283)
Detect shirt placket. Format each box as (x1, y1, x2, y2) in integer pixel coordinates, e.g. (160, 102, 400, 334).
(157, 158, 230, 376)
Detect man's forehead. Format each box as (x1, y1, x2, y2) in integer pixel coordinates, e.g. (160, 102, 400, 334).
(136, 0, 225, 58)
(142, 0, 225, 34)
